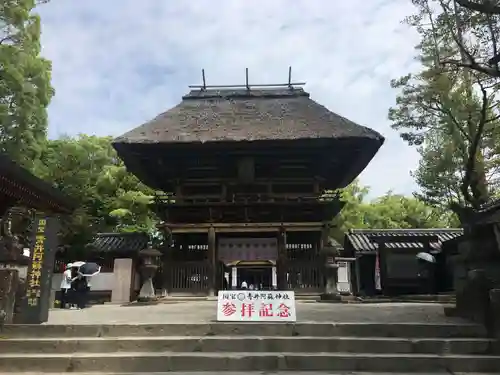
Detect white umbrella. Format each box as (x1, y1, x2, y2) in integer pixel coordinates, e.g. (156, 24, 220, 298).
(72, 261, 86, 267)
(416, 252, 436, 263)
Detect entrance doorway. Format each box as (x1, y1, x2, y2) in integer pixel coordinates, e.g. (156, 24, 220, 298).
(238, 266, 273, 290)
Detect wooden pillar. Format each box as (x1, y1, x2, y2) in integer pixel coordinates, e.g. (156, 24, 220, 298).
(318, 225, 328, 287)
(277, 226, 287, 290)
(378, 244, 388, 295)
(161, 227, 172, 296)
(208, 226, 216, 296)
(354, 257, 361, 296)
(319, 224, 329, 252)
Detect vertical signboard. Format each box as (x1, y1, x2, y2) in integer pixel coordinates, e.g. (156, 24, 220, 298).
(19, 216, 59, 324)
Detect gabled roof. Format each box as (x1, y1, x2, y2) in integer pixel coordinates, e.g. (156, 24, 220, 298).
(0, 153, 75, 214)
(86, 232, 150, 253)
(344, 228, 463, 255)
(113, 87, 384, 145)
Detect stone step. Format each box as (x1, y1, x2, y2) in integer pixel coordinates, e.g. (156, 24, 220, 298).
(0, 336, 495, 355)
(6, 373, 499, 375)
(0, 351, 499, 372)
(0, 322, 487, 338)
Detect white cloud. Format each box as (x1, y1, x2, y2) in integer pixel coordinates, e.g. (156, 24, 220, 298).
(38, 0, 421, 197)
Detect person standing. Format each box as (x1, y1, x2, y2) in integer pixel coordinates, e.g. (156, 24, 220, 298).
(59, 263, 73, 309)
(86, 276, 92, 292)
(85, 276, 92, 304)
(71, 270, 87, 309)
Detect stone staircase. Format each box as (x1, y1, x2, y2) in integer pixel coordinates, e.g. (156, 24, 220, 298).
(0, 322, 499, 373)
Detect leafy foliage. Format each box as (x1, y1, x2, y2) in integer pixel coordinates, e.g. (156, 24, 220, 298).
(389, 0, 500, 209)
(329, 181, 458, 241)
(34, 135, 157, 255)
(0, 0, 54, 169)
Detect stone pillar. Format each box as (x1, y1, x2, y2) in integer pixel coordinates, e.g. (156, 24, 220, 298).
(277, 227, 287, 290)
(208, 226, 216, 296)
(320, 225, 340, 301)
(0, 269, 19, 325)
(489, 289, 500, 342)
(17, 216, 59, 324)
(111, 258, 134, 304)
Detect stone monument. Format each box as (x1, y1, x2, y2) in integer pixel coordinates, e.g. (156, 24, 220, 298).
(320, 238, 340, 301)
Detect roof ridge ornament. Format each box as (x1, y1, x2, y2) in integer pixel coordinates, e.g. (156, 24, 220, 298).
(188, 66, 306, 91)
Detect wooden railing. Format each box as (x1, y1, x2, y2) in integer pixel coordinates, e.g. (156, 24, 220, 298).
(285, 260, 324, 293)
(162, 261, 211, 293)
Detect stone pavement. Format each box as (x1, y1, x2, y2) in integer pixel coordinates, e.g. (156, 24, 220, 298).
(47, 301, 465, 324)
(5, 373, 498, 375)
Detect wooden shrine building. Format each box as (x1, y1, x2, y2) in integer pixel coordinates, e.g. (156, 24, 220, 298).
(113, 81, 384, 296)
(343, 228, 463, 296)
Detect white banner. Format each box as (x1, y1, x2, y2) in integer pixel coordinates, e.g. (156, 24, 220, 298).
(217, 290, 296, 322)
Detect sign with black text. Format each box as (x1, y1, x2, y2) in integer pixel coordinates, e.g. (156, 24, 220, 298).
(18, 216, 59, 324)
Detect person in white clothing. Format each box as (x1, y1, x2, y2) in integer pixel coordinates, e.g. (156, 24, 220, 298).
(240, 280, 248, 289)
(60, 263, 73, 309)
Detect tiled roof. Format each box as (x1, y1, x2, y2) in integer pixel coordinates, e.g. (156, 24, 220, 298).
(344, 228, 463, 254)
(87, 232, 150, 253)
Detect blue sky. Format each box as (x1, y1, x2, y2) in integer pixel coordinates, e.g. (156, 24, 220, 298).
(38, 0, 421, 198)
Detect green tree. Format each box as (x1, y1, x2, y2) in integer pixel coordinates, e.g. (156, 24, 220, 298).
(389, 0, 500, 209)
(36, 135, 157, 255)
(367, 192, 459, 228)
(0, 0, 54, 169)
(329, 181, 457, 241)
(412, 129, 466, 207)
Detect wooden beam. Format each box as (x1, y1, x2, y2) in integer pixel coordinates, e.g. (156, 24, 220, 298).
(165, 222, 324, 228)
(165, 222, 324, 234)
(180, 177, 324, 185)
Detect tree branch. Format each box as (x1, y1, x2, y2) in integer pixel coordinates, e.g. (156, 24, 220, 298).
(439, 0, 500, 77)
(455, 0, 500, 15)
(461, 77, 489, 207)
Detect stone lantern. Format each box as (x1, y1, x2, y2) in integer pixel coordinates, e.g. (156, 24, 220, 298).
(0, 234, 28, 323)
(137, 246, 162, 303)
(320, 240, 341, 301)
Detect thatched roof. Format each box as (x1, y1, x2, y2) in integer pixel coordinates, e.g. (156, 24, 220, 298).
(0, 153, 75, 214)
(114, 88, 383, 144)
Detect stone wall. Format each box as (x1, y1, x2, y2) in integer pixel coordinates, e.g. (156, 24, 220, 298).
(0, 269, 19, 325)
(448, 205, 500, 342)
